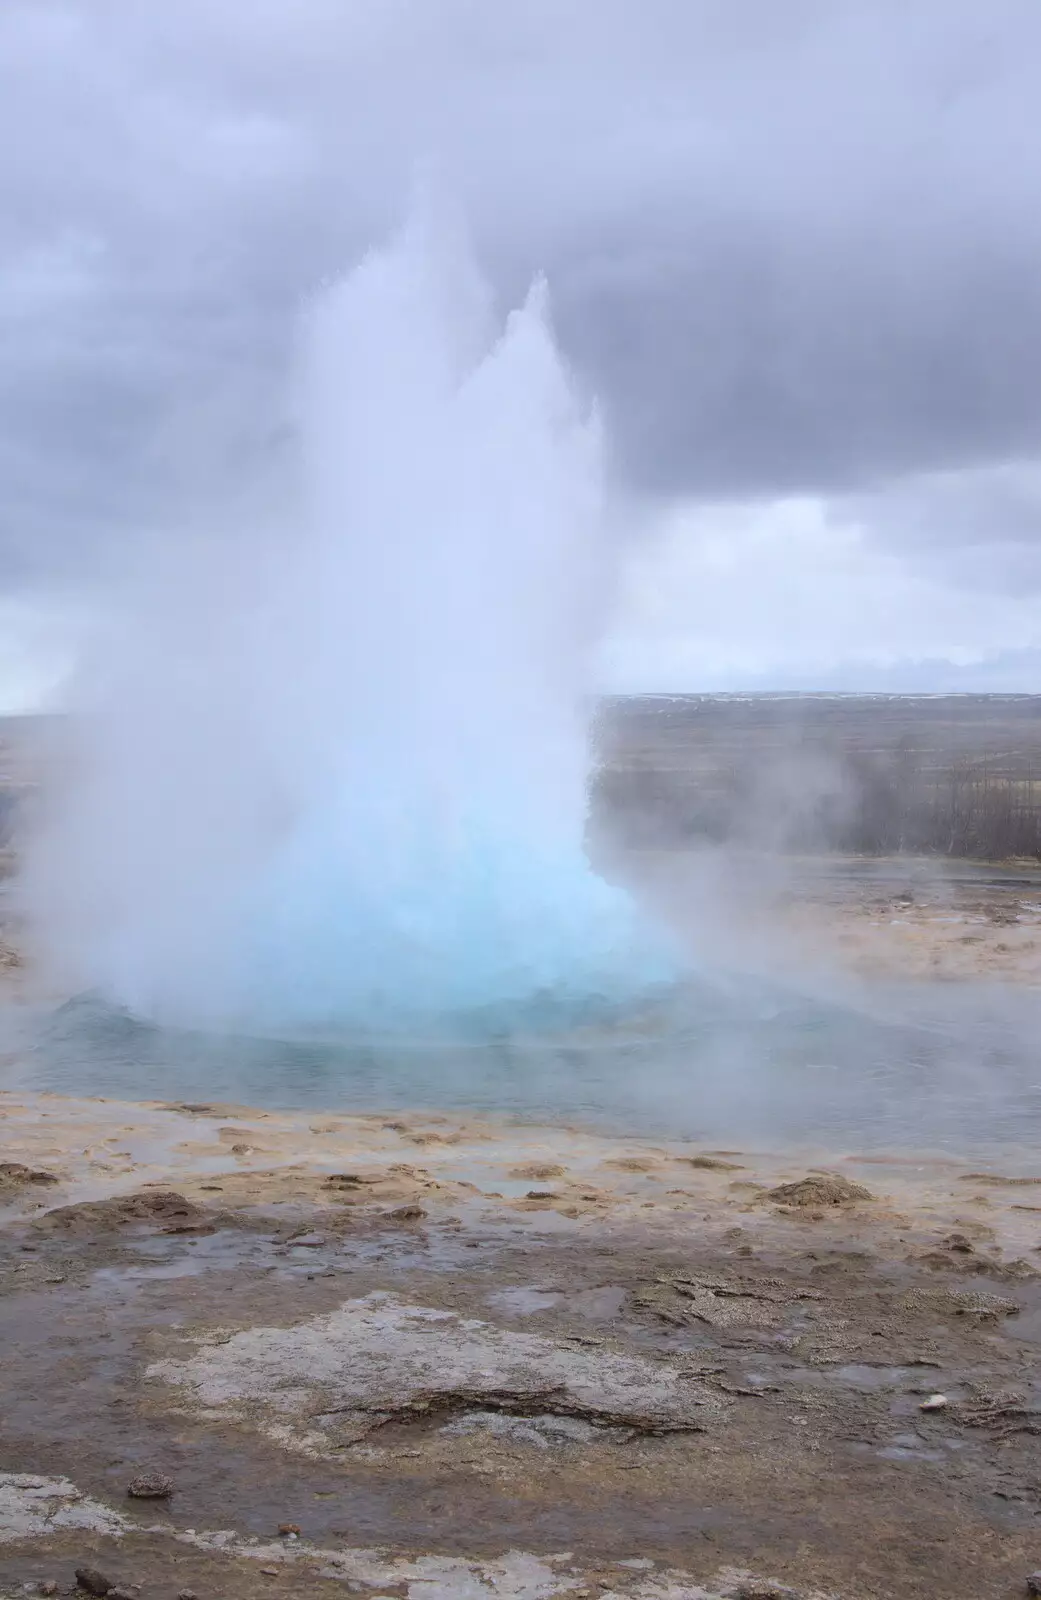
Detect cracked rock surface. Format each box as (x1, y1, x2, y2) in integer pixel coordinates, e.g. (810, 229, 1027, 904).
(147, 1291, 720, 1450)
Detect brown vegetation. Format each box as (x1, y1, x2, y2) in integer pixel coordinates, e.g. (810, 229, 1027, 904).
(595, 694, 1041, 860)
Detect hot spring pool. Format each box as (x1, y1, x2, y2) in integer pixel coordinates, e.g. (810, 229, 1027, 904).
(4, 974, 1041, 1165)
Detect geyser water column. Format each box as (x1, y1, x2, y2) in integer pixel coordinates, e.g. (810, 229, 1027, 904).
(27, 206, 675, 1033)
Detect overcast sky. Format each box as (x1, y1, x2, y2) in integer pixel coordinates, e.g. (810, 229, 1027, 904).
(3, 0, 1041, 709)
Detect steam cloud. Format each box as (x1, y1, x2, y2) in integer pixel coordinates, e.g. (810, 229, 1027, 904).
(23, 203, 675, 1033)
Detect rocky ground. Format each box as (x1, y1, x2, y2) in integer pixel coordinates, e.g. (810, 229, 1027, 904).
(767, 863, 1041, 986)
(0, 1096, 1040, 1598)
(3, 841, 1041, 1595)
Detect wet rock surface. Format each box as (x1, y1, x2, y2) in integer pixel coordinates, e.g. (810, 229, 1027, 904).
(1, 1097, 1041, 1597)
(147, 1291, 721, 1451)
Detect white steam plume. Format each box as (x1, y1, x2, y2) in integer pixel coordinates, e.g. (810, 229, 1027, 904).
(23, 203, 675, 1034)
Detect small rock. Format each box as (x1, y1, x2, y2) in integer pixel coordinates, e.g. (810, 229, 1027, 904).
(37, 1585, 58, 1597)
(259, 1569, 279, 1577)
(127, 1469, 173, 1498)
(766, 1175, 873, 1208)
(278, 1522, 301, 1535)
(919, 1394, 948, 1412)
(109, 1588, 140, 1599)
(75, 1571, 113, 1597)
(1027, 1574, 1041, 1597)
(286, 1233, 326, 1248)
(387, 1205, 426, 1221)
(176, 1591, 199, 1599)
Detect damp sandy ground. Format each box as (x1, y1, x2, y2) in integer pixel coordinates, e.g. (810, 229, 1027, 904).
(1, 1094, 1041, 1598)
(626, 850, 1041, 987)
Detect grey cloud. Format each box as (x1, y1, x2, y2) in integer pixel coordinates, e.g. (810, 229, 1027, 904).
(2, 0, 1041, 582)
(846, 464, 1041, 595)
(859, 465, 1041, 550)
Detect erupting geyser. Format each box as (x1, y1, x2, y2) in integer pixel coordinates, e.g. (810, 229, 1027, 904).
(27, 205, 676, 1034)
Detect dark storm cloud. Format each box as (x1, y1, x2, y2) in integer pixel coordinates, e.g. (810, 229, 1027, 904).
(2, 0, 1041, 580)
